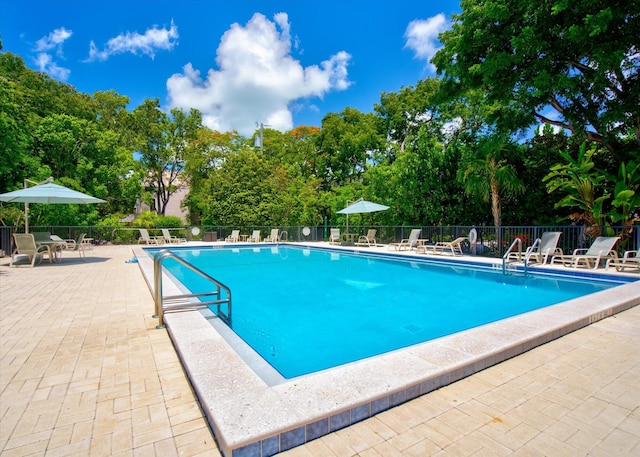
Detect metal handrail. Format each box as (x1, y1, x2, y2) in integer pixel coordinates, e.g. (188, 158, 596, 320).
(153, 249, 231, 329)
(502, 238, 523, 275)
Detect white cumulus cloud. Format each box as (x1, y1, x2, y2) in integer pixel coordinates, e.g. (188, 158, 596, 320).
(34, 53, 71, 80)
(87, 20, 178, 61)
(35, 27, 73, 53)
(166, 13, 352, 136)
(33, 27, 72, 80)
(404, 14, 450, 72)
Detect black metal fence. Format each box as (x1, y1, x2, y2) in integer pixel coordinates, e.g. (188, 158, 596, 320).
(1, 224, 638, 259)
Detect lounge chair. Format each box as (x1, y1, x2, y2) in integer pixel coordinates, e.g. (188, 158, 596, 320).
(162, 229, 187, 244)
(329, 228, 342, 245)
(419, 236, 467, 256)
(226, 230, 240, 242)
(551, 236, 620, 269)
(389, 229, 423, 251)
(264, 228, 280, 242)
(606, 250, 640, 272)
(507, 232, 562, 264)
(248, 230, 261, 242)
(355, 229, 377, 247)
(10, 233, 52, 267)
(138, 228, 164, 245)
(524, 232, 563, 264)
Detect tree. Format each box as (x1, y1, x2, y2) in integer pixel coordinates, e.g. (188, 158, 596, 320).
(457, 135, 525, 227)
(182, 128, 244, 224)
(0, 76, 32, 191)
(0, 52, 140, 226)
(509, 124, 571, 225)
(133, 99, 202, 215)
(544, 143, 640, 231)
(315, 108, 384, 188)
(30, 113, 139, 217)
(375, 78, 442, 159)
(202, 147, 274, 226)
(543, 143, 607, 226)
(93, 90, 135, 147)
(434, 0, 640, 160)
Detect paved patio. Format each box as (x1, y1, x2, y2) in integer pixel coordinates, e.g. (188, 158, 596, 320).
(1, 244, 638, 456)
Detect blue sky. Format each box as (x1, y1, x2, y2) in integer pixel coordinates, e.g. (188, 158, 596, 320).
(2, 0, 461, 137)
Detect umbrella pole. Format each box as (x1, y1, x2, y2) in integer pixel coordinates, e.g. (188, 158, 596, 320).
(22, 176, 52, 233)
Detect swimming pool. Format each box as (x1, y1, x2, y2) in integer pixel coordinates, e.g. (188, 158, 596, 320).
(138, 243, 639, 457)
(158, 245, 616, 378)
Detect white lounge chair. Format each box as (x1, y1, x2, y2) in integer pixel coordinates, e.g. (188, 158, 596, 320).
(389, 229, 423, 251)
(226, 230, 240, 242)
(606, 250, 640, 272)
(138, 228, 163, 245)
(507, 232, 562, 263)
(524, 232, 563, 264)
(248, 230, 261, 242)
(551, 236, 620, 269)
(356, 229, 378, 247)
(420, 236, 466, 256)
(162, 229, 186, 244)
(264, 228, 280, 242)
(329, 228, 342, 245)
(10, 233, 52, 267)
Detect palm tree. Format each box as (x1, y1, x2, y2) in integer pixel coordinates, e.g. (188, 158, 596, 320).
(457, 135, 524, 227)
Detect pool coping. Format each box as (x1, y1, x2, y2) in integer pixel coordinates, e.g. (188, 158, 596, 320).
(134, 243, 640, 457)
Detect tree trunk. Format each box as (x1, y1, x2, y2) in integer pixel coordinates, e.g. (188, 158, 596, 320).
(490, 177, 501, 227)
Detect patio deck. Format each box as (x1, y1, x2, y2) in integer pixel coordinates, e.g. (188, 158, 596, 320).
(1, 244, 638, 456)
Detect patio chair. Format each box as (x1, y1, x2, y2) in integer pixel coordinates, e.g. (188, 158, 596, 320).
(389, 228, 423, 251)
(355, 229, 377, 247)
(329, 228, 342, 245)
(162, 229, 187, 244)
(420, 237, 467, 256)
(264, 228, 280, 242)
(550, 236, 620, 269)
(138, 228, 163, 245)
(32, 232, 52, 243)
(248, 230, 261, 242)
(65, 233, 88, 261)
(226, 230, 240, 242)
(10, 233, 52, 267)
(606, 250, 640, 272)
(46, 234, 77, 261)
(50, 234, 76, 249)
(524, 232, 563, 264)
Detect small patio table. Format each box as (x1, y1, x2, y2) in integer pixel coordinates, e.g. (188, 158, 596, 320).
(36, 241, 63, 263)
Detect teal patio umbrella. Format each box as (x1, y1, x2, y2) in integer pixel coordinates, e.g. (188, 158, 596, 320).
(337, 198, 389, 233)
(0, 179, 106, 232)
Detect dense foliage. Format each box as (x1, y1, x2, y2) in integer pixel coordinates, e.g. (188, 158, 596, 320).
(1, 0, 638, 231)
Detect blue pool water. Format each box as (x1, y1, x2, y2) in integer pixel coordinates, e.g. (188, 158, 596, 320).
(159, 246, 617, 378)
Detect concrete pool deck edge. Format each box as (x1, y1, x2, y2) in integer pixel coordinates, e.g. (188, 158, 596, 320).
(134, 244, 640, 457)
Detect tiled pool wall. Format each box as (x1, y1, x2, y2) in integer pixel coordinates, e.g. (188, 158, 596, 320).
(136, 244, 640, 457)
